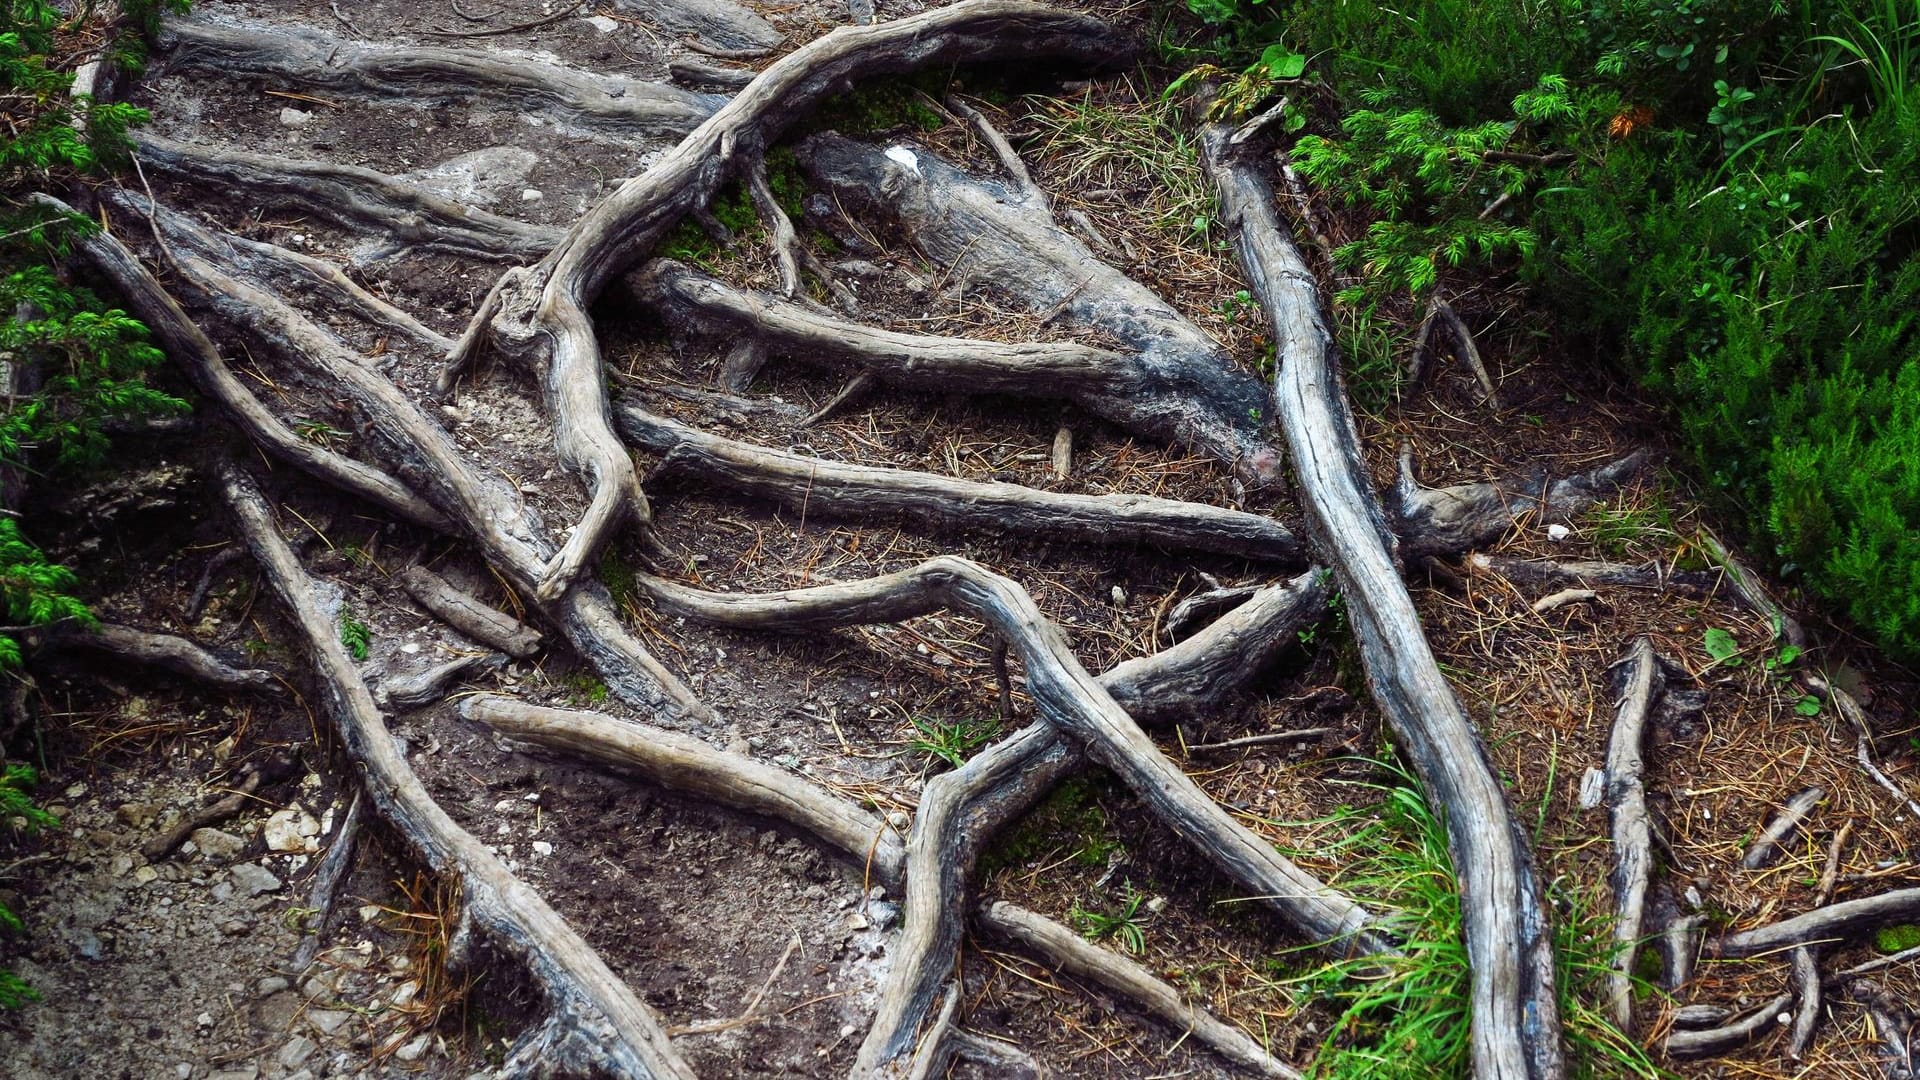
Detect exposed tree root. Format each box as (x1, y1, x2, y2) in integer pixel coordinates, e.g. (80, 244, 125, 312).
(975, 900, 1303, 1079)
(797, 133, 1284, 490)
(458, 694, 909, 891)
(459, 0, 1129, 602)
(377, 652, 506, 711)
(1603, 636, 1663, 1035)
(400, 566, 543, 659)
(159, 17, 724, 138)
(1787, 945, 1822, 1060)
(616, 402, 1305, 562)
(1713, 889, 1920, 959)
(1201, 116, 1565, 1080)
(1393, 444, 1658, 561)
(291, 790, 366, 972)
(131, 134, 562, 261)
(41, 621, 273, 690)
(1741, 786, 1824, 870)
(1409, 292, 1500, 409)
(220, 463, 695, 1080)
(141, 751, 301, 862)
(1665, 992, 1793, 1059)
(1848, 980, 1919, 1080)
(1467, 553, 1722, 598)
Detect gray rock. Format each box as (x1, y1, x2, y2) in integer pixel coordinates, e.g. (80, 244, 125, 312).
(305, 1008, 351, 1036)
(395, 1033, 432, 1062)
(277, 1035, 317, 1069)
(193, 828, 247, 861)
(257, 976, 290, 996)
(230, 862, 282, 897)
(278, 107, 311, 129)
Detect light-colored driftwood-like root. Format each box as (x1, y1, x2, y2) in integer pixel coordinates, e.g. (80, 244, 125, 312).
(140, 754, 298, 862)
(462, 1, 1130, 603)
(291, 790, 366, 972)
(139, 227, 706, 721)
(42, 193, 454, 531)
(975, 900, 1303, 1080)
(159, 18, 724, 138)
(1661, 912, 1704, 993)
(1200, 118, 1564, 1080)
(377, 652, 505, 711)
(458, 694, 908, 891)
(1392, 444, 1657, 560)
(219, 464, 695, 1080)
(944, 95, 1046, 210)
(1788, 946, 1822, 1060)
(631, 557, 1385, 953)
(1713, 889, 1920, 959)
(1741, 786, 1824, 871)
(1671, 1004, 1732, 1029)
(132, 134, 562, 261)
(1468, 553, 1723, 599)
(1808, 673, 1920, 821)
(670, 55, 755, 89)
(1603, 636, 1663, 1035)
(797, 134, 1284, 491)
(1664, 992, 1793, 1059)
(400, 566, 543, 658)
(104, 188, 454, 354)
(616, 402, 1306, 563)
(43, 621, 273, 690)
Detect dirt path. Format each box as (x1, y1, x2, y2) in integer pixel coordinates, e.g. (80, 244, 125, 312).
(2, 0, 1917, 1078)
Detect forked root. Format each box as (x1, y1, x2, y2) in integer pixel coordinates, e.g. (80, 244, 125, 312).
(1393, 444, 1658, 560)
(220, 464, 694, 1079)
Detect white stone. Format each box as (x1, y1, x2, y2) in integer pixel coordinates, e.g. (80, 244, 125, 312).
(585, 14, 618, 31)
(1547, 523, 1572, 542)
(531, 840, 553, 856)
(520, 188, 544, 203)
(884, 145, 920, 175)
(279, 107, 312, 129)
(264, 807, 321, 853)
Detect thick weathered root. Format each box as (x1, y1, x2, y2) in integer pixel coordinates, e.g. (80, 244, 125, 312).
(290, 790, 366, 972)
(975, 900, 1303, 1080)
(1467, 553, 1722, 598)
(158, 17, 725, 138)
(1200, 118, 1564, 1079)
(1665, 993, 1794, 1059)
(43, 193, 454, 530)
(376, 652, 505, 711)
(221, 464, 694, 1079)
(1713, 889, 1920, 959)
(1603, 637, 1663, 1035)
(1393, 444, 1658, 561)
(400, 566, 543, 659)
(616, 401, 1305, 562)
(461, 0, 1129, 601)
(131, 134, 562, 261)
(1741, 786, 1824, 870)
(41, 621, 273, 690)
(796, 134, 1284, 490)
(633, 557, 1384, 950)
(459, 694, 909, 890)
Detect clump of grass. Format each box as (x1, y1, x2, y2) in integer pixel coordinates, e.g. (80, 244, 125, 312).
(1274, 764, 1663, 1078)
(982, 775, 1120, 873)
(1024, 82, 1214, 248)
(907, 713, 1000, 769)
(1072, 888, 1149, 955)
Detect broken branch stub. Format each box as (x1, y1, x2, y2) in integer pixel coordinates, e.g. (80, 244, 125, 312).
(467, 0, 1131, 602)
(1199, 118, 1565, 1080)
(218, 464, 694, 1080)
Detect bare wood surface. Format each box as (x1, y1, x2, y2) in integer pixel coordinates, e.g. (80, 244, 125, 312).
(1665, 993, 1793, 1059)
(1604, 636, 1663, 1034)
(1200, 112, 1563, 1080)
(399, 566, 543, 658)
(1741, 786, 1824, 870)
(1714, 888, 1920, 959)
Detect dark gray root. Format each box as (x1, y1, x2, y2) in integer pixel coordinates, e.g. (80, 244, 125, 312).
(1788, 946, 1822, 1060)
(1741, 786, 1824, 871)
(159, 17, 724, 139)
(1604, 636, 1663, 1035)
(376, 652, 506, 711)
(944, 95, 1046, 210)
(1808, 674, 1920, 820)
(630, 258, 1282, 487)
(1393, 444, 1658, 561)
(291, 790, 366, 972)
(1420, 295, 1500, 409)
(1847, 981, 1919, 1080)
(457, 694, 908, 892)
(1163, 582, 1260, 641)
(462, 0, 1130, 602)
(1664, 992, 1792, 1059)
(42, 193, 453, 531)
(220, 464, 695, 1080)
(796, 133, 1284, 490)
(1467, 553, 1722, 597)
(616, 402, 1305, 562)
(140, 758, 284, 862)
(1661, 912, 1705, 993)
(1200, 113, 1564, 1080)
(1817, 821, 1853, 906)
(399, 566, 543, 659)
(1671, 1004, 1732, 1029)
(1838, 945, 1920, 981)
(669, 55, 755, 90)
(798, 370, 877, 426)
(743, 156, 854, 309)
(1713, 888, 1920, 959)
(904, 983, 965, 1080)
(607, 0, 781, 53)
(1185, 728, 1335, 754)
(45, 621, 274, 690)
(974, 900, 1303, 1080)
(132, 134, 562, 261)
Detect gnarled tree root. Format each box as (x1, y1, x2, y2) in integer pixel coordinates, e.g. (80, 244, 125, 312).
(616, 401, 1305, 562)
(1603, 636, 1664, 1035)
(41, 621, 274, 690)
(796, 133, 1284, 490)
(461, 0, 1131, 602)
(1712, 888, 1920, 959)
(1665, 992, 1793, 1059)
(975, 900, 1303, 1080)
(1200, 115, 1564, 1079)
(1393, 444, 1657, 561)
(159, 17, 724, 139)
(400, 566, 542, 658)
(220, 463, 695, 1080)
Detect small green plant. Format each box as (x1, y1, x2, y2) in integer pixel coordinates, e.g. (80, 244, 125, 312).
(559, 672, 610, 706)
(1071, 888, 1148, 955)
(1701, 627, 1742, 668)
(1874, 923, 1920, 954)
(340, 614, 371, 661)
(907, 714, 1000, 769)
(1, 762, 58, 1009)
